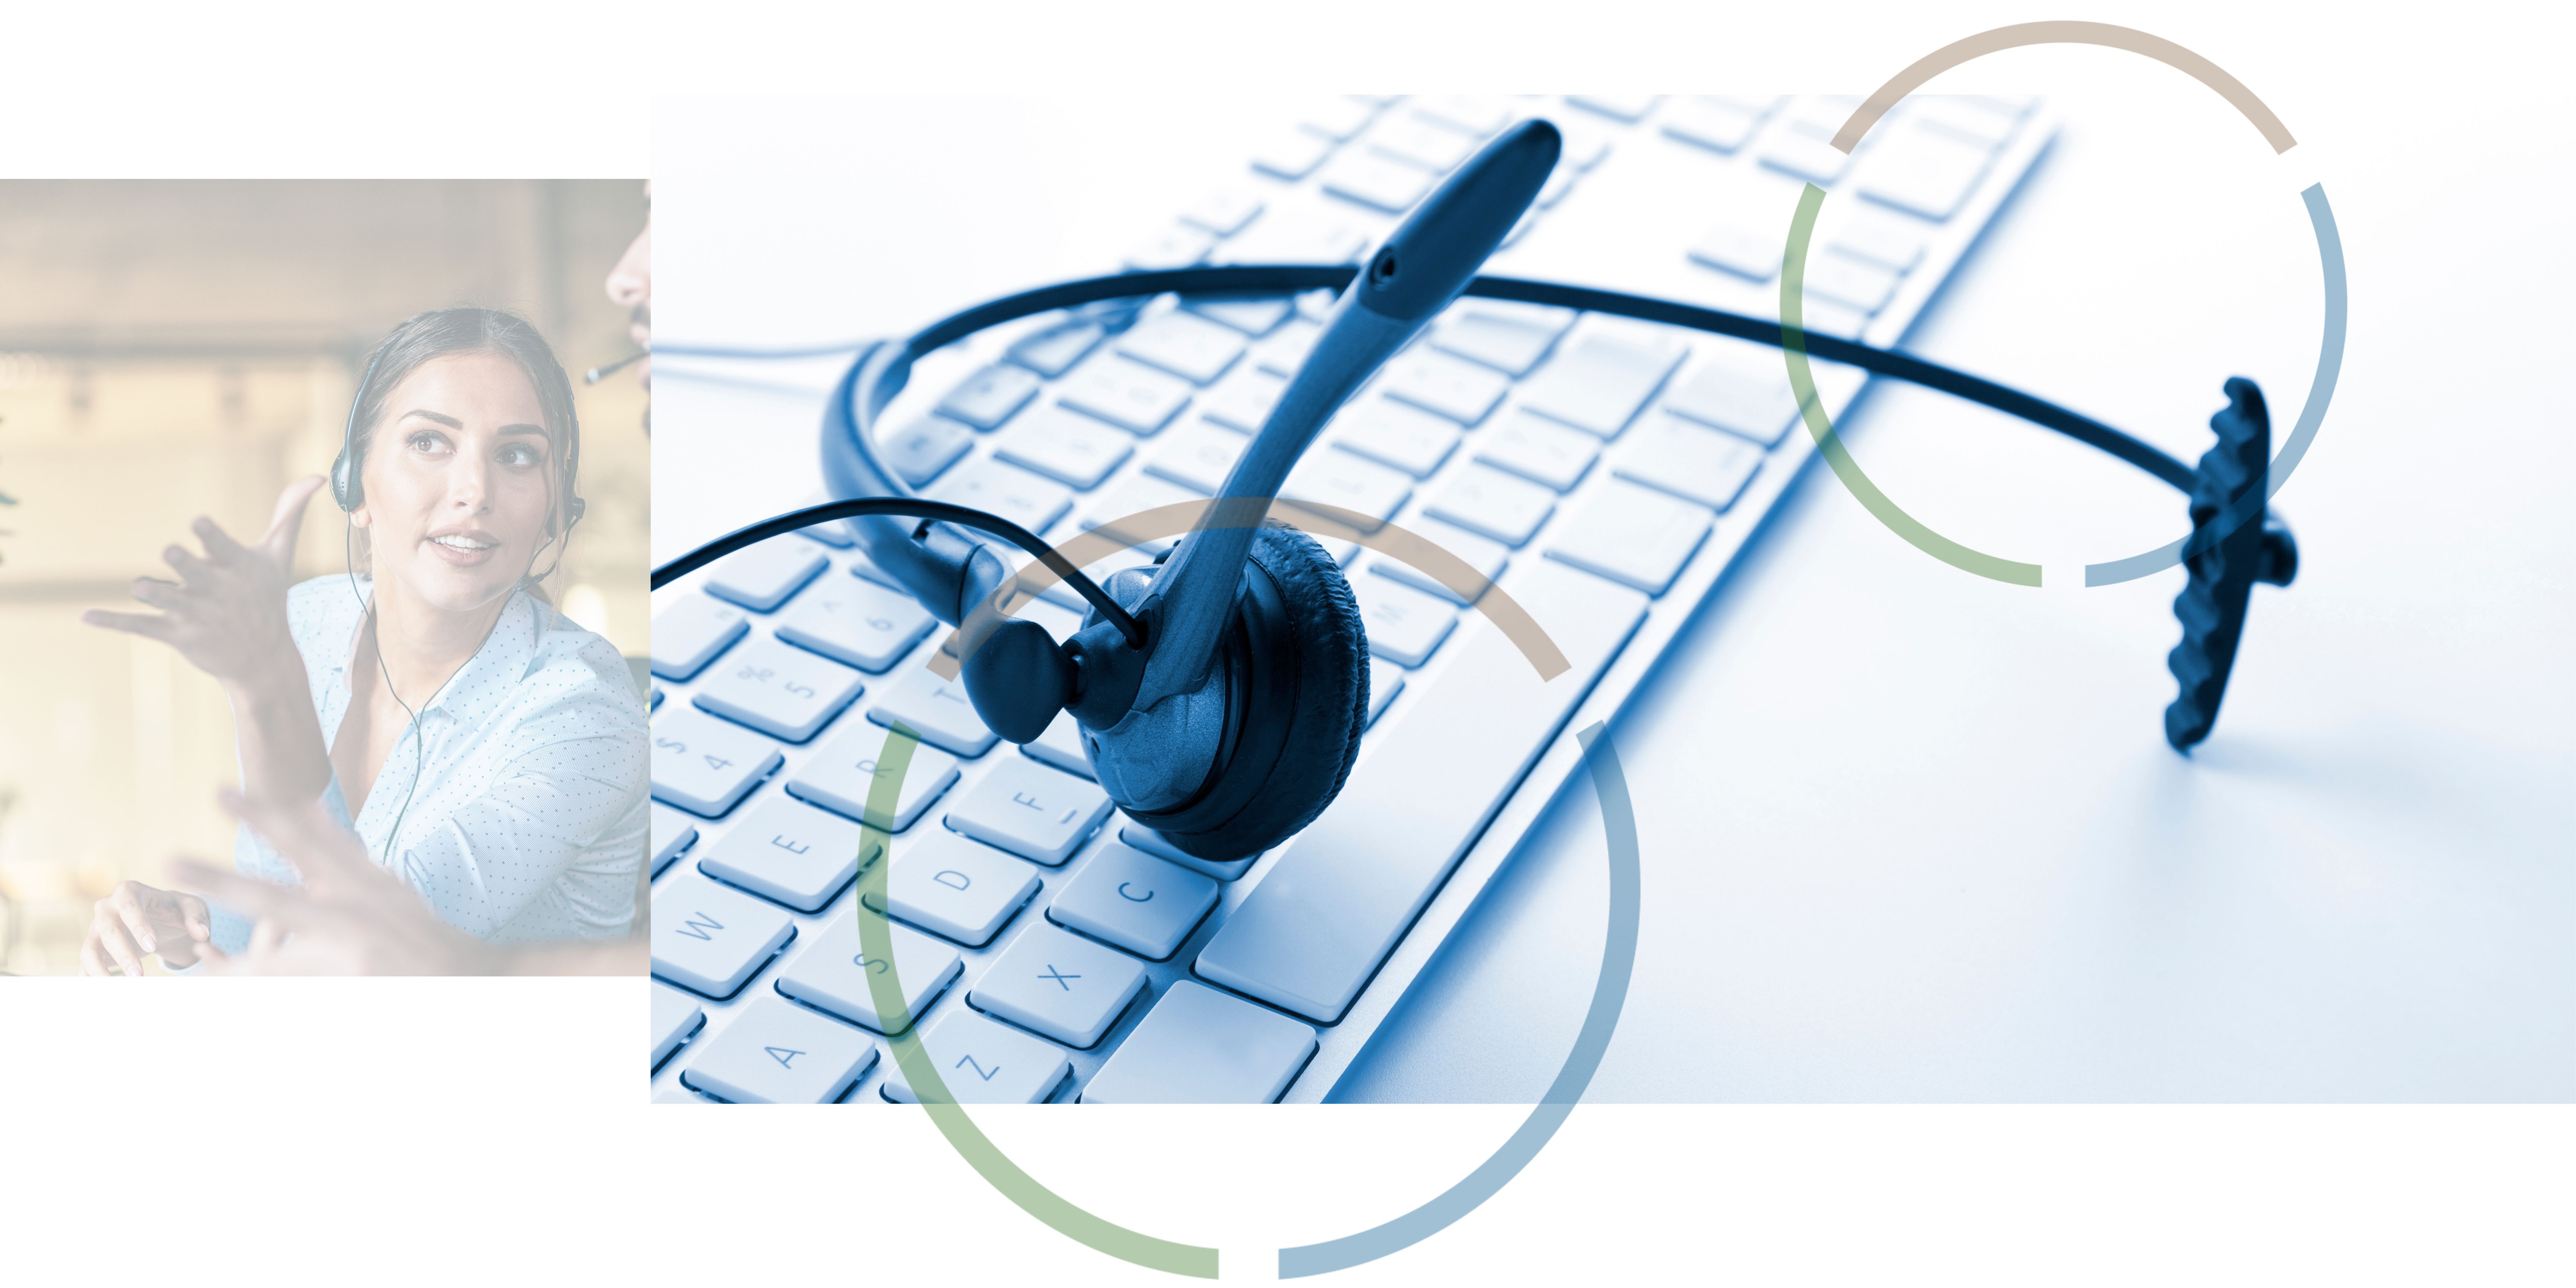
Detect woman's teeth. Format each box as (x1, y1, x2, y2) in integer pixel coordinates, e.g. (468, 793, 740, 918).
(432, 535, 497, 551)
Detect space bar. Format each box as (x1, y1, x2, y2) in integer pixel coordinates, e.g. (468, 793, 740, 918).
(1195, 560, 1647, 1023)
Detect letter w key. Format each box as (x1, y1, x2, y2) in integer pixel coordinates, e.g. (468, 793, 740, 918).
(678, 910, 725, 941)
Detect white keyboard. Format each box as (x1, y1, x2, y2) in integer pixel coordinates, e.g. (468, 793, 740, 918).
(648, 93, 2059, 1103)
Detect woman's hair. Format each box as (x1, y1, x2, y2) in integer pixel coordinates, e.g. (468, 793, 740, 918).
(345, 307, 580, 603)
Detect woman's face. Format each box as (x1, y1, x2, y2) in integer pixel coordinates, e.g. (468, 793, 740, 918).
(352, 351, 558, 615)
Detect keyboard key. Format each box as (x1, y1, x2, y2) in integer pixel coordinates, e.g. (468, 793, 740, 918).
(865, 668, 999, 758)
(1320, 148, 1436, 214)
(1353, 575, 1458, 667)
(1006, 317, 1107, 378)
(1297, 98, 1377, 142)
(1219, 217, 1366, 268)
(1430, 300, 1575, 377)
(651, 871, 796, 998)
(650, 803, 698, 878)
(944, 757, 1113, 866)
(1534, 165, 1578, 210)
(1545, 478, 1714, 594)
(1907, 95, 2022, 149)
(1117, 819, 1258, 883)
(1801, 248, 1905, 315)
(923, 458, 1074, 538)
(774, 911, 963, 1035)
(1829, 207, 1931, 273)
(1550, 117, 1614, 170)
(1281, 449, 1413, 528)
(1252, 318, 1322, 376)
(1058, 356, 1194, 436)
(1761, 123, 1854, 185)
(775, 578, 936, 674)
(1616, 417, 1765, 511)
(1198, 364, 1288, 433)
(1049, 840, 1218, 960)
(1195, 561, 1646, 1023)
(705, 540, 827, 613)
(1474, 410, 1600, 492)
(697, 795, 878, 912)
(1519, 331, 1688, 438)
(1688, 224, 1783, 282)
(1661, 96, 1765, 152)
(1080, 472, 1204, 553)
(1080, 981, 1316, 1104)
(1366, 657, 1404, 725)
(1423, 464, 1557, 546)
(1562, 93, 1657, 123)
(1415, 95, 1514, 137)
(1661, 350, 1805, 447)
(648, 594, 747, 681)
(936, 363, 1042, 430)
(653, 1082, 711, 1104)
(992, 403, 1135, 490)
(1186, 297, 1294, 337)
(651, 982, 705, 1068)
(650, 706, 782, 817)
(1368, 516, 1506, 605)
(884, 1008, 1072, 1104)
(968, 922, 1147, 1048)
(1327, 398, 1460, 479)
(1025, 710, 1095, 779)
(1859, 120, 1993, 221)
(1179, 188, 1265, 236)
(1378, 348, 1509, 425)
(1370, 114, 1478, 171)
(680, 994, 876, 1104)
(1123, 222, 1218, 271)
(786, 722, 962, 832)
(1143, 419, 1250, 495)
(692, 637, 864, 744)
(864, 830, 1042, 946)
(1115, 310, 1248, 386)
(1252, 130, 1334, 180)
(880, 413, 976, 487)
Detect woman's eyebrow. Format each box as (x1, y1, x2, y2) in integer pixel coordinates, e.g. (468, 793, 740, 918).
(399, 409, 464, 429)
(498, 423, 548, 437)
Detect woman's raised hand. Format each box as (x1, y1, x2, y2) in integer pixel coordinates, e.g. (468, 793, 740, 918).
(83, 475, 327, 688)
(79, 880, 213, 975)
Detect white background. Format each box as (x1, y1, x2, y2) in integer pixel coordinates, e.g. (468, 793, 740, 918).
(4, 1, 2572, 1284)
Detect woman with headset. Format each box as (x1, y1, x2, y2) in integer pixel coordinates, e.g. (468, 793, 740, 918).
(76, 307, 648, 975)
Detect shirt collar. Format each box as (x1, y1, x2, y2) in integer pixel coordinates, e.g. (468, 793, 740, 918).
(326, 581, 545, 720)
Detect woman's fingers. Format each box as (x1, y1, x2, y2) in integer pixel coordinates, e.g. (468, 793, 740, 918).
(191, 516, 251, 564)
(180, 894, 213, 943)
(128, 577, 188, 610)
(169, 858, 299, 924)
(108, 882, 161, 956)
(162, 542, 215, 583)
(261, 476, 327, 565)
(219, 789, 371, 886)
(78, 926, 110, 977)
(81, 609, 176, 642)
(189, 940, 237, 975)
(93, 906, 147, 977)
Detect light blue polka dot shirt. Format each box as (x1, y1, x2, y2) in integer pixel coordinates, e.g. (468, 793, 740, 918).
(210, 575, 649, 951)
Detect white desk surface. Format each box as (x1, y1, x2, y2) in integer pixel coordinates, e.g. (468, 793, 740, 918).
(654, 92, 2575, 1102)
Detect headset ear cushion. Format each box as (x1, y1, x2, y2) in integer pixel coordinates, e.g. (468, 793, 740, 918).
(1152, 523, 1370, 861)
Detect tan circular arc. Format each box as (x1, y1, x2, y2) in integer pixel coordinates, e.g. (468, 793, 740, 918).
(1828, 20, 2297, 155)
(922, 499, 1570, 682)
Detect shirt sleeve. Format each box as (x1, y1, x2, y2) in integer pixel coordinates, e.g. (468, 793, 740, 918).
(387, 672, 648, 941)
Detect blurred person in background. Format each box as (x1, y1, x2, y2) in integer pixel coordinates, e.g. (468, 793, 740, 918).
(76, 307, 647, 975)
(605, 182, 651, 431)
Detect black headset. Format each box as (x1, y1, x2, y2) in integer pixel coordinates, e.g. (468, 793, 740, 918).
(332, 314, 591, 852)
(654, 119, 2300, 864)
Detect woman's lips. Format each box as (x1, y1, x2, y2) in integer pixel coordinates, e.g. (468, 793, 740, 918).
(425, 535, 500, 567)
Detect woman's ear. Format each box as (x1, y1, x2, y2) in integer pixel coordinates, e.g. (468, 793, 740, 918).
(348, 503, 371, 530)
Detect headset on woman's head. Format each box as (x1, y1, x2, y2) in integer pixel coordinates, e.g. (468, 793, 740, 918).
(657, 119, 2301, 863)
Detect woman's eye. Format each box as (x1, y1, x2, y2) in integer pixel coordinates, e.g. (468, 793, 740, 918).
(500, 444, 544, 467)
(407, 432, 450, 454)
